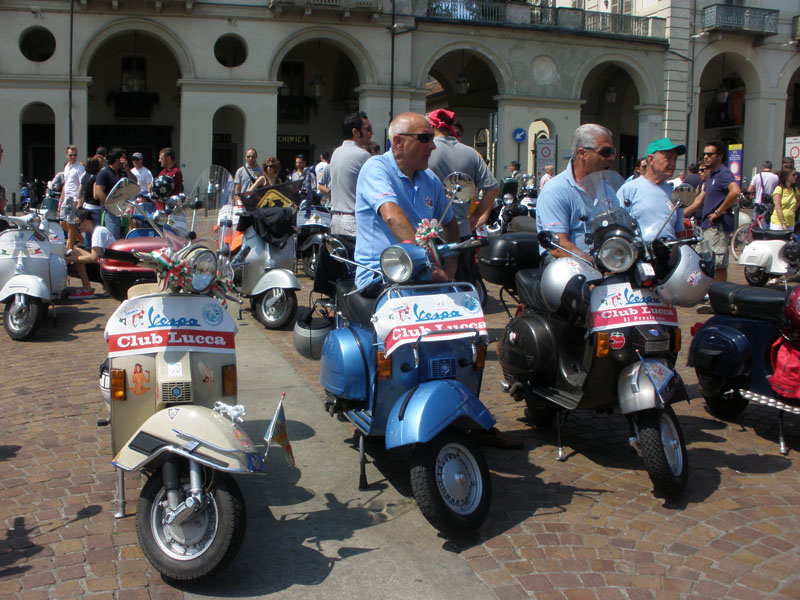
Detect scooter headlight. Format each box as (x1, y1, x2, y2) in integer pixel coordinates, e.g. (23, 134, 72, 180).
(598, 236, 637, 273)
(503, 193, 515, 206)
(381, 246, 413, 283)
(187, 249, 218, 293)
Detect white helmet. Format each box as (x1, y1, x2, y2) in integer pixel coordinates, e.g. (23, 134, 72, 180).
(654, 243, 714, 307)
(540, 257, 602, 316)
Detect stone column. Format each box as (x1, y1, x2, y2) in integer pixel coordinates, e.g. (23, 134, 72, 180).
(742, 92, 786, 177)
(635, 105, 666, 157)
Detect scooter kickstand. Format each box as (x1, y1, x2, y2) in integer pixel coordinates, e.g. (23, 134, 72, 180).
(114, 467, 126, 519)
(778, 410, 788, 456)
(556, 407, 567, 462)
(357, 432, 369, 490)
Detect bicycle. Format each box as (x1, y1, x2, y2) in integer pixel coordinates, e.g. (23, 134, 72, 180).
(730, 201, 772, 260)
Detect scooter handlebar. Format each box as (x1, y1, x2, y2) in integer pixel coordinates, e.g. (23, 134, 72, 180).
(101, 248, 140, 265)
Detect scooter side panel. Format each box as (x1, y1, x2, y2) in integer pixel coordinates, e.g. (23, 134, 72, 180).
(738, 239, 787, 272)
(113, 404, 262, 473)
(384, 380, 495, 449)
(687, 318, 752, 380)
(319, 326, 372, 400)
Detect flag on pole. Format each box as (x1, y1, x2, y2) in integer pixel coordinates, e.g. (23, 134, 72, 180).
(264, 393, 295, 466)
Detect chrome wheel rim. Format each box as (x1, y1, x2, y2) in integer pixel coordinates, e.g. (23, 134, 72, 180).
(435, 442, 483, 515)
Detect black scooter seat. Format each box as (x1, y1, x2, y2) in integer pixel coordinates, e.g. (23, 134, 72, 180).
(751, 228, 793, 242)
(335, 279, 377, 326)
(515, 268, 549, 312)
(708, 281, 789, 322)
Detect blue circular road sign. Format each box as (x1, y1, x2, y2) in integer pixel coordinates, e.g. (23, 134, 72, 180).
(513, 128, 526, 143)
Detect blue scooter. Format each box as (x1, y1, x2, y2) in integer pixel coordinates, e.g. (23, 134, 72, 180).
(688, 281, 799, 454)
(317, 231, 496, 534)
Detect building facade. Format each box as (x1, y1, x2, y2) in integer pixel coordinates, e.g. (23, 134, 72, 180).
(1, 0, 798, 195)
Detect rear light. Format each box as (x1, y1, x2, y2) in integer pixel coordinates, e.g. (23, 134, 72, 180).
(671, 328, 682, 353)
(595, 332, 609, 358)
(474, 343, 486, 371)
(377, 351, 392, 379)
(690, 321, 705, 337)
(110, 369, 127, 401)
(222, 365, 237, 396)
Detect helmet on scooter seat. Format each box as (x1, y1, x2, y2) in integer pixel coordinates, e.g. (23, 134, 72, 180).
(653, 242, 714, 307)
(151, 175, 174, 200)
(293, 307, 332, 360)
(780, 286, 800, 347)
(540, 257, 602, 320)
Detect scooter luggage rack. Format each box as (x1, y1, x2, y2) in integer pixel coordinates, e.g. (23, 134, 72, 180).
(739, 388, 800, 455)
(383, 280, 479, 299)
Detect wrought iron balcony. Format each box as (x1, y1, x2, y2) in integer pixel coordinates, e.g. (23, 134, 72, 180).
(702, 4, 778, 37)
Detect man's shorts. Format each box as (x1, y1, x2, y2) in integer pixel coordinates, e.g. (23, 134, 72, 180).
(59, 197, 76, 224)
(702, 223, 731, 270)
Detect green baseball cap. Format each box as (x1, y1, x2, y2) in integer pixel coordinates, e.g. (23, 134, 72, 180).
(646, 137, 686, 156)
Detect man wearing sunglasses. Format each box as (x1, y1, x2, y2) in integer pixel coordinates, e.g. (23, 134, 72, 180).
(234, 148, 262, 201)
(617, 137, 686, 241)
(536, 123, 620, 261)
(699, 140, 740, 282)
(354, 111, 458, 287)
(323, 111, 373, 236)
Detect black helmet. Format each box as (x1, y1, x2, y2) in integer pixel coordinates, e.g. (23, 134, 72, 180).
(151, 175, 174, 199)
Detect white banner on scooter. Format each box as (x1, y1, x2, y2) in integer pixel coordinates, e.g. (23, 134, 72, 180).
(589, 283, 678, 332)
(105, 295, 237, 357)
(373, 291, 487, 356)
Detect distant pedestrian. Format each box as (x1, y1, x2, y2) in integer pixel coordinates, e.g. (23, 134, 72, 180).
(770, 167, 798, 230)
(290, 154, 308, 182)
(699, 140, 740, 282)
(157, 147, 183, 194)
(58, 144, 85, 250)
(94, 148, 135, 239)
(683, 163, 703, 191)
(234, 148, 262, 202)
(130, 152, 153, 195)
(539, 165, 554, 189)
(95, 146, 108, 167)
(65, 207, 115, 299)
(783, 156, 795, 171)
(748, 160, 779, 206)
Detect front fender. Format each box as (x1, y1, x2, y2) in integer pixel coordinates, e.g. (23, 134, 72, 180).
(0, 275, 50, 302)
(617, 360, 688, 415)
(299, 233, 326, 253)
(385, 380, 495, 449)
(112, 405, 265, 474)
(251, 268, 301, 296)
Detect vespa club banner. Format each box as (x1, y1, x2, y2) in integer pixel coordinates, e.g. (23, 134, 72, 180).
(105, 295, 237, 357)
(0, 230, 50, 259)
(589, 283, 678, 333)
(372, 291, 487, 356)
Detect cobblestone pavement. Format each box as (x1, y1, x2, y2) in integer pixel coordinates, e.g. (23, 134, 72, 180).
(1, 264, 799, 599)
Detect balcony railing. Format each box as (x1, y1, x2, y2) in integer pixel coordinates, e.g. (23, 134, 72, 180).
(269, 0, 382, 12)
(584, 11, 651, 37)
(702, 4, 779, 36)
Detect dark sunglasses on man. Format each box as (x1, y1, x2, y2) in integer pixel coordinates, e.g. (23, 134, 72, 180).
(583, 146, 616, 158)
(397, 132, 433, 144)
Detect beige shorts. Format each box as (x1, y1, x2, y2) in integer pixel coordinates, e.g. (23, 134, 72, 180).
(702, 223, 730, 270)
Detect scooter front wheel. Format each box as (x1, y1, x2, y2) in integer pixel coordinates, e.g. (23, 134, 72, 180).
(3, 296, 44, 340)
(252, 287, 298, 330)
(410, 429, 491, 534)
(136, 468, 245, 581)
(635, 407, 688, 499)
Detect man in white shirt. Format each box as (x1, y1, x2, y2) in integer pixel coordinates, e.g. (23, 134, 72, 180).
(130, 152, 153, 195)
(59, 145, 85, 250)
(748, 160, 779, 205)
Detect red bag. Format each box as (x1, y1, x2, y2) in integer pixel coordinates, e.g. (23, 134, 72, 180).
(767, 336, 800, 399)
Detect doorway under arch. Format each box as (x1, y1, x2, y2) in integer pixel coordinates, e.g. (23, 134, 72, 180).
(21, 103, 55, 183)
(212, 107, 246, 176)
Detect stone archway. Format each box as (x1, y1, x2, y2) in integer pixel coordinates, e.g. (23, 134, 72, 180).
(212, 106, 246, 176)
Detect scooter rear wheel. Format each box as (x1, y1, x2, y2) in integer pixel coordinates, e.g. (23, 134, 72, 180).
(252, 288, 298, 330)
(3, 296, 44, 340)
(730, 224, 752, 260)
(410, 429, 491, 534)
(744, 265, 769, 287)
(635, 407, 688, 499)
(301, 246, 319, 279)
(136, 468, 245, 581)
(697, 373, 749, 420)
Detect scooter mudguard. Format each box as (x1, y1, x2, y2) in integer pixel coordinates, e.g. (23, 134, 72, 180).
(0, 275, 50, 302)
(617, 360, 688, 415)
(384, 380, 495, 450)
(112, 404, 266, 474)
(687, 320, 751, 380)
(251, 268, 301, 296)
(738, 239, 787, 273)
(299, 233, 326, 253)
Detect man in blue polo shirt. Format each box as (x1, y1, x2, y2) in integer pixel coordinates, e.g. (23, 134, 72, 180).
(536, 124, 620, 261)
(699, 140, 740, 282)
(354, 112, 459, 287)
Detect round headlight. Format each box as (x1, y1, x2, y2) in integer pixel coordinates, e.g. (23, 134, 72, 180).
(503, 194, 515, 206)
(598, 237, 637, 273)
(380, 246, 413, 283)
(187, 249, 218, 292)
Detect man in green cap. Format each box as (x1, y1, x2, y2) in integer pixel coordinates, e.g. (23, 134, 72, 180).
(617, 137, 687, 241)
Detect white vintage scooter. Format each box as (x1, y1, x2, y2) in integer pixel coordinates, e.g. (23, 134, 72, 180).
(737, 228, 797, 287)
(98, 168, 293, 581)
(0, 207, 67, 340)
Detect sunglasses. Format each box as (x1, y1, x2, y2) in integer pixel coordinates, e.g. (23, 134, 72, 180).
(698, 168, 707, 172)
(703, 151, 718, 157)
(67, 153, 77, 157)
(246, 155, 256, 159)
(398, 132, 433, 144)
(584, 146, 616, 158)
(267, 164, 277, 168)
